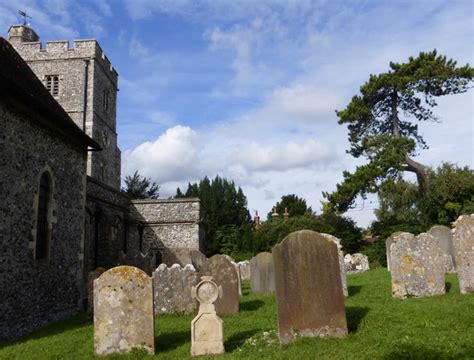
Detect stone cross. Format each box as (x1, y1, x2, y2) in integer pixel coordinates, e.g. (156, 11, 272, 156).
(191, 276, 224, 356)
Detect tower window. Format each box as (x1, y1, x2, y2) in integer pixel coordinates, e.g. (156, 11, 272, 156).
(45, 75, 59, 97)
(103, 90, 109, 110)
(35, 172, 52, 261)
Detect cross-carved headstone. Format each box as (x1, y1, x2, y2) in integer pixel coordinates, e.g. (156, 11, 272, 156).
(390, 232, 445, 299)
(94, 266, 154, 355)
(273, 230, 348, 344)
(191, 276, 224, 356)
(250, 252, 275, 295)
(199, 255, 239, 315)
(452, 214, 474, 294)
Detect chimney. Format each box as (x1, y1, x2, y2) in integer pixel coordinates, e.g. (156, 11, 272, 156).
(283, 207, 289, 221)
(254, 211, 261, 230)
(8, 25, 39, 44)
(271, 207, 279, 222)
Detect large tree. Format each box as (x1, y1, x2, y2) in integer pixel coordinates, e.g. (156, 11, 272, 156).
(122, 171, 160, 199)
(324, 50, 473, 212)
(267, 194, 313, 220)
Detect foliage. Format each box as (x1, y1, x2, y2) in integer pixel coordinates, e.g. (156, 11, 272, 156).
(2, 271, 473, 359)
(122, 170, 159, 199)
(175, 176, 253, 255)
(253, 213, 364, 254)
(266, 194, 313, 220)
(325, 50, 474, 212)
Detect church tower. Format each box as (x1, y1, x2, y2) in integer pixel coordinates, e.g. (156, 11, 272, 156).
(8, 25, 121, 189)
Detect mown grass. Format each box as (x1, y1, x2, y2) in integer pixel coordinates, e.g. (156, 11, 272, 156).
(1, 269, 473, 359)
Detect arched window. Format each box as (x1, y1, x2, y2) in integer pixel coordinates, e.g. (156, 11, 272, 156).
(35, 172, 51, 260)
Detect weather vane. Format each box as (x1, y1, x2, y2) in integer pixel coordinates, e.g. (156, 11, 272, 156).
(18, 10, 32, 26)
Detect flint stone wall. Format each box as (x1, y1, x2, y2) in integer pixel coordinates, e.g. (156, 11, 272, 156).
(452, 214, 474, 294)
(390, 232, 445, 299)
(273, 230, 347, 344)
(153, 263, 199, 314)
(428, 225, 455, 272)
(94, 266, 154, 355)
(0, 100, 87, 341)
(321, 234, 348, 297)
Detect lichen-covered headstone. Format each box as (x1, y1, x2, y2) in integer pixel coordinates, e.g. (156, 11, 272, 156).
(428, 225, 455, 272)
(94, 266, 154, 355)
(452, 214, 474, 294)
(344, 253, 370, 274)
(87, 267, 105, 319)
(191, 276, 224, 356)
(390, 232, 445, 299)
(273, 230, 348, 344)
(321, 233, 348, 297)
(385, 231, 403, 271)
(153, 263, 199, 314)
(250, 252, 275, 295)
(238, 260, 250, 281)
(199, 255, 239, 315)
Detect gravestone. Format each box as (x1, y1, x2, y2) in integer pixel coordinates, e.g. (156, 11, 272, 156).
(199, 255, 239, 315)
(428, 225, 455, 272)
(250, 252, 275, 295)
(238, 260, 251, 281)
(86, 267, 105, 319)
(94, 266, 154, 355)
(191, 276, 224, 356)
(222, 254, 235, 263)
(190, 250, 207, 271)
(344, 253, 370, 274)
(385, 231, 403, 271)
(390, 232, 445, 299)
(452, 214, 474, 294)
(153, 263, 199, 314)
(231, 261, 242, 296)
(321, 233, 348, 297)
(273, 230, 348, 344)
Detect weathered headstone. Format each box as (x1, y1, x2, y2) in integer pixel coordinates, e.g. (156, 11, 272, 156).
(94, 266, 154, 355)
(199, 255, 239, 315)
(190, 250, 207, 271)
(273, 230, 348, 344)
(221, 254, 235, 263)
(452, 214, 474, 294)
(390, 232, 445, 299)
(191, 276, 224, 356)
(385, 231, 403, 271)
(231, 261, 242, 296)
(428, 225, 455, 272)
(153, 263, 199, 314)
(86, 267, 105, 319)
(344, 253, 370, 274)
(250, 252, 275, 295)
(238, 260, 251, 281)
(321, 233, 348, 297)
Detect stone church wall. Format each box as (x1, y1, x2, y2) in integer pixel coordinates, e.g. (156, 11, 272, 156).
(0, 101, 87, 341)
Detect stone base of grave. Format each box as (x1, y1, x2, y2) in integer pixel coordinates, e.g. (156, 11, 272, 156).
(191, 313, 225, 356)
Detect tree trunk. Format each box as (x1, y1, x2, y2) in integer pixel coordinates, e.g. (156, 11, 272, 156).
(391, 89, 429, 191)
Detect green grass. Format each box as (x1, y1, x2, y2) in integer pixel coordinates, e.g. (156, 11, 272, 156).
(1, 269, 473, 359)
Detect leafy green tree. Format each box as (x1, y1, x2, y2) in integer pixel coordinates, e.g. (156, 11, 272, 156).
(267, 194, 313, 220)
(122, 171, 160, 199)
(324, 50, 473, 212)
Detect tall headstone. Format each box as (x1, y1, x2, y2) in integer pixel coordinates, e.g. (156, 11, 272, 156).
(153, 263, 199, 314)
(199, 255, 239, 315)
(273, 230, 348, 344)
(390, 232, 445, 299)
(452, 214, 474, 294)
(238, 260, 251, 281)
(250, 252, 275, 295)
(428, 225, 455, 272)
(321, 233, 348, 297)
(94, 266, 154, 355)
(385, 231, 403, 271)
(191, 276, 224, 356)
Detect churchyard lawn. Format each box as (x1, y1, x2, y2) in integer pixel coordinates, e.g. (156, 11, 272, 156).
(1, 268, 472, 359)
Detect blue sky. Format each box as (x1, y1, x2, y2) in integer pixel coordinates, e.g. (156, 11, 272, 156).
(1, 0, 473, 227)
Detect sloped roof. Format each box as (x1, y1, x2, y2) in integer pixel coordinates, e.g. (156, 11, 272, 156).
(0, 37, 100, 150)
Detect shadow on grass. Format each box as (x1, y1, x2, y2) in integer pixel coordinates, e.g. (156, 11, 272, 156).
(0, 314, 90, 350)
(155, 329, 189, 353)
(445, 280, 452, 293)
(225, 329, 260, 352)
(348, 285, 362, 296)
(240, 299, 265, 312)
(346, 306, 369, 333)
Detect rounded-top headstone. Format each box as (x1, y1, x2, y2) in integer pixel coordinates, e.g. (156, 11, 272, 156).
(250, 252, 275, 295)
